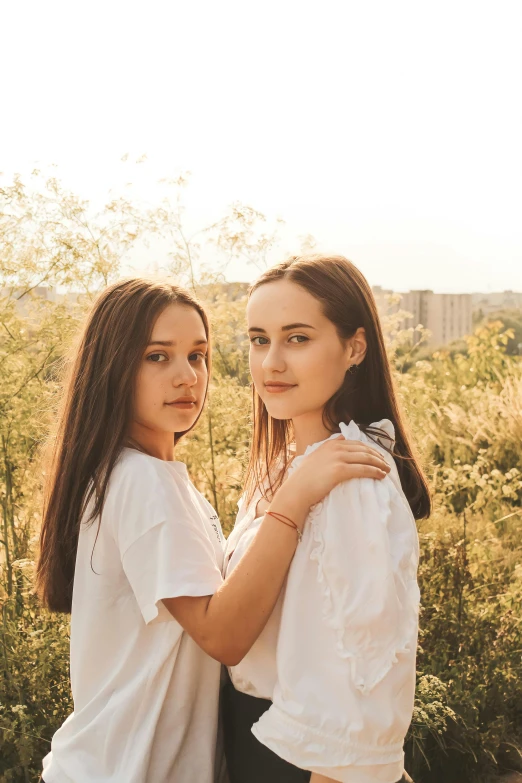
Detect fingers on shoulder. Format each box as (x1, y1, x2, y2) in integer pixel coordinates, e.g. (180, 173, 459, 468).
(334, 460, 388, 483)
(330, 438, 384, 459)
(338, 445, 389, 472)
(316, 436, 388, 468)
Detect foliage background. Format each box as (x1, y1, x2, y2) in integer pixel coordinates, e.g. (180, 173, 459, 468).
(0, 173, 521, 782)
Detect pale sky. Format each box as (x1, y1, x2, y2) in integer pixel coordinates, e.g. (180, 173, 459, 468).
(1, 0, 521, 293)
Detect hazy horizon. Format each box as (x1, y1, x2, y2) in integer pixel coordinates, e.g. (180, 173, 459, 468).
(1, 0, 520, 294)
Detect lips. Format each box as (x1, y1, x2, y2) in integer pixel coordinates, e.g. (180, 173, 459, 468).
(165, 397, 197, 407)
(264, 382, 297, 394)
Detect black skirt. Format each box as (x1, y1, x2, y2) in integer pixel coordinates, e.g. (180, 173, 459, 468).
(221, 673, 414, 783)
(222, 673, 311, 783)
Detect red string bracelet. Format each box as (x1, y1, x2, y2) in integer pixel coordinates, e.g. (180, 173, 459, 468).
(266, 510, 303, 543)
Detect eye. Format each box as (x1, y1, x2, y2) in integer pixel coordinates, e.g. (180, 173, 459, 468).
(250, 336, 269, 346)
(189, 352, 207, 362)
(147, 353, 168, 362)
(288, 335, 309, 344)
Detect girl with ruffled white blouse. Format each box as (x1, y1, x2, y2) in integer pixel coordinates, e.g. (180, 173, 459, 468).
(222, 255, 430, 783)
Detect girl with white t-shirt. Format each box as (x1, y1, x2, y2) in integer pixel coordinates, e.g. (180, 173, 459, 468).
(222, 255, 430, 783)
(36, 277, 390, 783)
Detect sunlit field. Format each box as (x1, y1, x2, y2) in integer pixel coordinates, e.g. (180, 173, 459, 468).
(1, 175, 521, 782)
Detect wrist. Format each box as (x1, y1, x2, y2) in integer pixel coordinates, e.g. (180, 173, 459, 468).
(270, 479, 311, 531)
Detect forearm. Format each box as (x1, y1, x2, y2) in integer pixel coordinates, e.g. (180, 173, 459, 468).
(203, 510, 302, 663)
(165, 483, 309, 665)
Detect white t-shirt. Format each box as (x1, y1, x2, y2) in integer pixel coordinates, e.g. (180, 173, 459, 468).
(42, 447, 226, 783)
(224, 420, 420, 783)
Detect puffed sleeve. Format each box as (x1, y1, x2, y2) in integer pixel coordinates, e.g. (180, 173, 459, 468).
(251, 420, 420, 782)
(109, 453, 224, 625)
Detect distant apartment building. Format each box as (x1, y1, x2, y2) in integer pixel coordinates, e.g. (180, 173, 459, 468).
(372, 286, 473, 347)
(471, 290, 522, 315)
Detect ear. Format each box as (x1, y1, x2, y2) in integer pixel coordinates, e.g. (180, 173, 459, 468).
(345, 327, 367, 369)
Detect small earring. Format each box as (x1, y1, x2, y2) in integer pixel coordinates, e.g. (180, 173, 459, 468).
(348, 364, 358, 375)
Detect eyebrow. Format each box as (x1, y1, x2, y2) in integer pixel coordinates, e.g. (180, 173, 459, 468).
(248, 323, 316, 333)
(147, 339, 208, 347)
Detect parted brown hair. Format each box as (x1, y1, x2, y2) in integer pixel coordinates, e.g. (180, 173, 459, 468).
(36, 278, 211, 613)
(243, 254, 431, 520)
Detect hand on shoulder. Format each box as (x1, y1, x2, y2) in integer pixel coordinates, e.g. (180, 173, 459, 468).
(279, 436, 390, 514)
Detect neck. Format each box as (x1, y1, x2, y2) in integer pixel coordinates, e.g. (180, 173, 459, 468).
(292, 411, 339, 456)
(127, 422, 175, 461)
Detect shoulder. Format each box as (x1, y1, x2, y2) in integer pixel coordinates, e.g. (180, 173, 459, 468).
(105, 450, 194, 554)
(323, 472, 392, 516)
(110, 448, 166, 486)
(320, 419, 398, 513)
(340, 418, 395, 456)
(107, 449, 187, 510)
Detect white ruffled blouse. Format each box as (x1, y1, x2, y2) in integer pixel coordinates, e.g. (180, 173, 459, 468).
(224, 420, 420, 783)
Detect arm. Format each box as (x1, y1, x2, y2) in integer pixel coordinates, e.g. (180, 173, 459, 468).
(164, 437, 390, 666)
(164, 480, 306, 666)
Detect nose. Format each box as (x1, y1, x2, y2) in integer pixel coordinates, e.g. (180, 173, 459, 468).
(261, 343, 286, 374)
(171, 358, 198, 388)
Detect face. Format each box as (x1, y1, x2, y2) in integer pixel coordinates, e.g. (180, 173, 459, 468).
(247, 279, 365, 424)
(133, 303, 208, 439)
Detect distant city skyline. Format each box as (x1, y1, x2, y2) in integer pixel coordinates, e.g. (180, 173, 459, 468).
(8, 283, 520, 350)
(372, 286, 522, 301)
(372, 287, 522, 348)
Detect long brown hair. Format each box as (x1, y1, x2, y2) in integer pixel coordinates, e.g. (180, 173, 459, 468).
(36, 278, 211, 613)
(243, 254, 431, 520)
